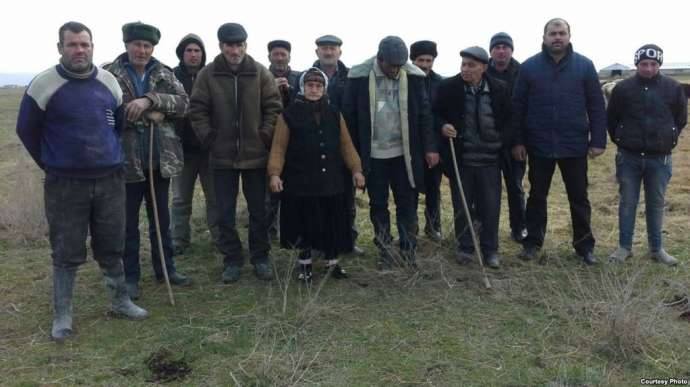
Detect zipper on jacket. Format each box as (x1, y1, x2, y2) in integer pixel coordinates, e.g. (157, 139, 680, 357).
(234, 75, 240, 162)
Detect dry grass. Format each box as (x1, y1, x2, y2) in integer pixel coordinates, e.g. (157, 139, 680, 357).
(1, 88, 689, 386)
(0, 155, 48, 243)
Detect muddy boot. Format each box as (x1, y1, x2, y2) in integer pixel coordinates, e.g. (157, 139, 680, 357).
(104, 273, 149, 320)
(51, 267, 77, 342)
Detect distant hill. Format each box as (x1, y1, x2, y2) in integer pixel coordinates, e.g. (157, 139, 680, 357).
(0, 73, 35, 87)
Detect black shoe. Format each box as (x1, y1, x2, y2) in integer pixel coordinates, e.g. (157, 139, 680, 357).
(167, 272, 191, 286)
(222, 265, 241, 284)
(254, 263, 274, 281)
(580, 252, 598, 266)
(326, 264, 349, 279)
(484, 253, 500, 269)
(352, 245, 365, 256)
(298, 264, 313, 284)
(172, 244, 187, 256)
(456, 251, 474, 265)
(424, 228, 442, 242)
(518, 246, 539, 261)
(511, 228, 527, 243)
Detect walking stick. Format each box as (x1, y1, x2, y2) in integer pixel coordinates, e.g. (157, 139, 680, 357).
(448, 137, 492, 289)
(149, 120, 175, 306)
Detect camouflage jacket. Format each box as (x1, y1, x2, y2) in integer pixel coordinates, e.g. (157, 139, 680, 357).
(104, 53, 188, 182)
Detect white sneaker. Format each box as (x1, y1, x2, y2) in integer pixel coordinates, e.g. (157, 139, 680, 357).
(608, 247, 632, 263)
(650, 249, 678, 266)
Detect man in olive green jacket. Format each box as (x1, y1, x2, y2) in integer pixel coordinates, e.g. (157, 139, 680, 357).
(189, 22, 282, 283)
(105, 21, 191, 300)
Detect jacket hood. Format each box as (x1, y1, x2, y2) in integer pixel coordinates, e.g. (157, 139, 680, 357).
(348, 56, 426, 79)
(176, 33, 206, 67)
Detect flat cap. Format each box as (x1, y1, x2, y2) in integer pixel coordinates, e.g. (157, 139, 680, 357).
(217, 23, 247, 43)
(315, 34, 342, 46)
(267, 39, 291, 52)
(377, 36, 408, 66)
(122, 22, 161, 45)
(460, 46, 489, 64)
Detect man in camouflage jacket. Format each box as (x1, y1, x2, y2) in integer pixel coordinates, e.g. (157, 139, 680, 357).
(104, 22, 191, 299)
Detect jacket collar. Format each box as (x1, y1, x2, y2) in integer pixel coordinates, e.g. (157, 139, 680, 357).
(348, 56, 426, 79)
(212, 53, 258, 75)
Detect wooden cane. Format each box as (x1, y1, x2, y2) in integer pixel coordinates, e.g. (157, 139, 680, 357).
(449, 137, 492, 289)
(149, 121, 175, 305)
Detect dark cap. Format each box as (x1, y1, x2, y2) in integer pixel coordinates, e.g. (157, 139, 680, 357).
(635, 44, 663, 66)
(377, 36, 408, 66)
(267, 39, 291, 52)
(315, 34, 342, 46)
(410, 40, 438, 60)
(217, 23, 247, 44)
(489, 32, 513, 51)
(460, 46, 489, 64)
(122, 22, 161, 45)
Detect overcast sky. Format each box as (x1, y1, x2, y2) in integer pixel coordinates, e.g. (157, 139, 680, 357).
(2, 0, 687, 76)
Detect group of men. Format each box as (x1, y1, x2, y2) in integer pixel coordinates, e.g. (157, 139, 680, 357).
(16, 17, 686, 341)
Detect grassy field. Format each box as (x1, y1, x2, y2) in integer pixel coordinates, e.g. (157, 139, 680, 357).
(1, 86, 689, 386)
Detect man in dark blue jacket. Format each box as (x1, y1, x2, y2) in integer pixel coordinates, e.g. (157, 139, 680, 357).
(606, 44, 686, 266)
(511, 18, 607, 265)
(17, 22, 148, 342)
(343, 36, 439, 269)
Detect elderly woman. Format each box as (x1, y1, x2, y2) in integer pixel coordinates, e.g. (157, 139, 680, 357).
(268, 67, 365, 283)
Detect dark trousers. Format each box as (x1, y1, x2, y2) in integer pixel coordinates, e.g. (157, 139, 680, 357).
(124, 170, 176, 283)
(422, 164, 443, 233)
(265, 190, 280, 237)
(523, 155, 595, 255)
(214, 168, 269, 267)
(342, 170, 358, 250)
(45, 171, 126, 272)
(500, 149, 527, 233)
(367, 157, 418, 254)
(171, 151, 220, 248)
(449, 165, 501, 255)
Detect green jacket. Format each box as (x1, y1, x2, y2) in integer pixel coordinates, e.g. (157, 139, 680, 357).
(105, 53, 188, 182)
(189, 53, 282, 169)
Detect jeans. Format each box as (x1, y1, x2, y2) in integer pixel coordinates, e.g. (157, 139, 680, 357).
(171, 151, 220, 249)
(124, 170, 176, 283)
(523, 155, 595, 255)
(214, 168, 270, 267)
(500, 148, 527, 234)
(44, 170, 125, 272)
(615, 149, 672, 251)
(367, 157, 418, 255)
(449, 164, 501, 255)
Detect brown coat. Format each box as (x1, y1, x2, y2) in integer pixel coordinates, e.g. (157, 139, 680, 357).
(190, 53, 282, 169)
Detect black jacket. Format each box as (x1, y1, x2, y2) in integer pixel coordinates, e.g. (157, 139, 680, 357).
(607, 73, 687, 155)
(487, 57, 520, 95)
(173, 34, 206, 153)
(433, 73, 512, 167)
(313, 60, 349, 111)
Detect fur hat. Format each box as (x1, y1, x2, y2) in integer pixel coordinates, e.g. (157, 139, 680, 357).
(122, 22, 160, 45)
(410, 40, 437, 60)
(217, 23, 247, 44)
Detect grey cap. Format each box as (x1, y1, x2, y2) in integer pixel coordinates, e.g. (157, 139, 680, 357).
(460, 46, 489, 64)
(217, 23, 247, 43)
(315, 34, 342, 46)
(377, 36, 408, 66)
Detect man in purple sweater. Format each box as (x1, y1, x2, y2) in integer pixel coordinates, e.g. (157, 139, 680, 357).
(16, 21, 148, 342)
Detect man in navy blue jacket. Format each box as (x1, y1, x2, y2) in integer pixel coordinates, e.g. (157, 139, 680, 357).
(16, 22, 148, 342)
(511, 18, 607, 265)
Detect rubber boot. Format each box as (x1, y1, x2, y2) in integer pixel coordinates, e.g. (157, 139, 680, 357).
(51, 267, 77, 342)
(104, 272, 149, 320)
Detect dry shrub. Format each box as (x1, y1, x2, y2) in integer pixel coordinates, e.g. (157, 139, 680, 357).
(539, 267, 682, 364)
(0, 157, 47, 243)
